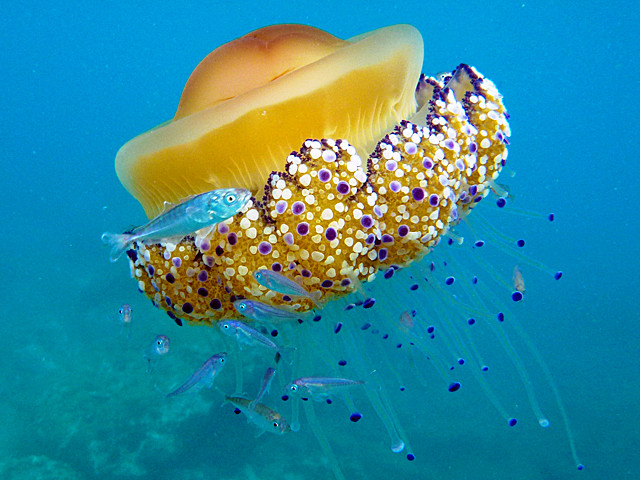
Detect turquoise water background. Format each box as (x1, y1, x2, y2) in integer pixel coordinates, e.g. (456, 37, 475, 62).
(1, 1, 637, 479)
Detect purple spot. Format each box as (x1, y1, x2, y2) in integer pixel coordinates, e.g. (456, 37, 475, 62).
(227, 232, 238, 246)
(445, 276, 455, 285)
(218, 223, 229, 234)
(165, 296, 172, 306)
(405, 142, 418, 155)
(321, 280, 334, 288)
(288, 262, 296, 270)
(271, 329, 278, 337)
(271, 262, 282, 272)
(340, 278, 351, 287)
(516, 239, 525, 247)
(365, 233, 375, 244)
(350, 412, 362, 422)
(363, 298, 376, 309)
(361, 322, 372, 330)
(301, 269, 311, 278)
(292, 201, 305, 215)
(423, 158, 434, 169)
(448, 382, 461, 392)
(318, 169, 332, 182)
(410, 284, 419, 291)
(325, 227, 337, 241)
(275, 200, 288, 214)
(172, 257, 182, 268)
(197, 287, 208, 297)
(472, 276, 478, 284)
(373, 205, 382, 217)
(313, 315, 321, 322)
(429, 194, 439, 206)
(165, 273, 175, 284)
(337, 181, 350, 195)
(548, 213, 555, 222)
(482, 366, 489, 371)
(467, 318, 475, 325)
(378, 248, 388, 261)
(284, 232, 294, 245)
(497, 312, 505, 322)
(296, 222, 309, 236)
(258, 241, 272, 255)
(496, 197, 507, 208)
(360, 215, 373, 229)
(474, 240, 485, 248)
(385, 160, 397, 171)
(281, 395, 289, 401)
(200, 239, 211, 252)
(182, 302, 193, 314)
(469, 142, 478, 153)
(469, 185, 478, 196)
(338, 360, 347, 366)
(389, 181, 401, 193)
(147, 265, 155, 276)
(398, 225, 409, 237)
(512, 291, 523, 302)
(508, 418, 518, 427)
(383, 267, 394, 279)
(455, 159, 465, 170)
(203, 255, 215, 267)
(407, 454, 415, 461)
(334, 322, 343, 334)
(554, 271, 563, 280)
(209, 299, 221, 310)
(381, 234, 394, 244)
(215, 245, 224, 256)
(198, 270, 208, 282)
(444, 139, 456, 150)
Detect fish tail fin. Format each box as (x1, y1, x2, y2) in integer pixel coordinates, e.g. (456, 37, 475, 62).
(275, 346, 297, 365)
(101, 232, 133, 262)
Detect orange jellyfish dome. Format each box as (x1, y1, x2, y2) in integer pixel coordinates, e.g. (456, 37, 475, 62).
(115, 24, 423, 218)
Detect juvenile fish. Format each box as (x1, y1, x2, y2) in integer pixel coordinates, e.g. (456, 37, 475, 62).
(217, 320, 279, 351)
(226, 395, 291, 435)
(252, 270, 322, 306)
(233, 299, 308, 324)
(513, 265, 525, 293)
(287, 376, 364, 399)
(118, 304, 132, 325)
(102, 188, 251, 262)
(166, 352, 227, 397)
(144, 334, 170, 373)
(251, 367, 276, 409)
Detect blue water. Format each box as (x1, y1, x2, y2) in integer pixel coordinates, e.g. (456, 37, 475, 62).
(1, 1, 637, 479)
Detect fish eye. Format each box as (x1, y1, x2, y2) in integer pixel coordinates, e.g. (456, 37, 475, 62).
(226, 194, 236, 204)
(222, 323, 229, 329)
(273, 421, 279, 428)
(219, 357, 225, 363)
(289, 384, 298, 392)
(238, 302, 246, 311)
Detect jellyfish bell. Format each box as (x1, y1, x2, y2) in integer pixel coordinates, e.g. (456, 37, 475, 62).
(115, 24, 424, 218)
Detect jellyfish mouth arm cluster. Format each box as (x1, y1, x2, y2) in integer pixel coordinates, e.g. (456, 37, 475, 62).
(125, 63, 510, 326)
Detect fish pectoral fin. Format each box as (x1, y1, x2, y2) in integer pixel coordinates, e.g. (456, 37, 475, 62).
(195, 224, 217, 241)
(253, 428, 266, 438)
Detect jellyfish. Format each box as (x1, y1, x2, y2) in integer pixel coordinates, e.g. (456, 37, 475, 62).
(107, 24, 583, 478)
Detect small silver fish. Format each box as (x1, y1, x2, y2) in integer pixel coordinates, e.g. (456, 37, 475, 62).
(251, 367, 276, 409)
(166, 352, 227, 397)
(144, 335, 170, 373)
(513, 265, 525, 293)
(226, 395, 291, 435)
(118, 304, 132, 325)
(287, 377, 364, 399)
(233, 299, 308, 324)
(102, 188, 251, 262)
(218, 320, 279, 351)
(252, 270, 322, 305)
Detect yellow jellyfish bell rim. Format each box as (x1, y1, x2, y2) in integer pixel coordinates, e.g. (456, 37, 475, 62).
(115, 24, 424, 218)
